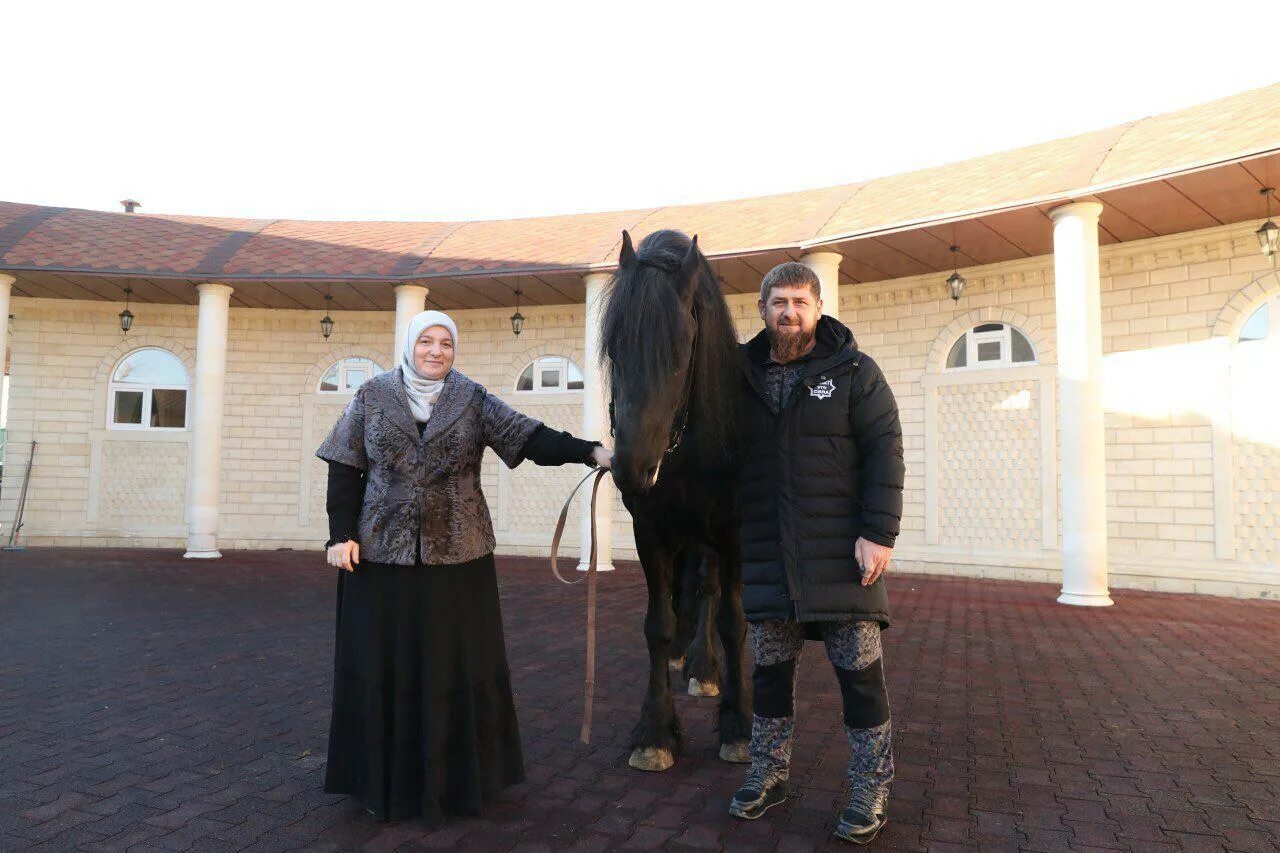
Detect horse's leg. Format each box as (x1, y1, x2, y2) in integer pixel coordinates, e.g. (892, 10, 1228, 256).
(685, 550, 723, 697)
(712, 518, 752, 763)
(628, 521, 680, 772)
(669, 547, 698, 673)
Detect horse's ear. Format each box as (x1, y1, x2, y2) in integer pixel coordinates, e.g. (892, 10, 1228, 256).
(619, 230, 637, 269)
(677, 235, 701, 303)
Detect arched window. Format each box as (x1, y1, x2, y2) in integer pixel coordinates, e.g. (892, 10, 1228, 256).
(944, 323, 1037, 371)
(515, 356, 584, 393)
(1237, 295, 1277, 344)
(108, 348, 189, 430)
(318, 357, 382, 393)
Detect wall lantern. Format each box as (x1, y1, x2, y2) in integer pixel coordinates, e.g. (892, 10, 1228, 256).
(947, 245, 966, 302)
(510, 282, 525, 337)
(1258, 188, 1279, 258)
(320, 292, 335, 339)
(119, 285, 135, 333)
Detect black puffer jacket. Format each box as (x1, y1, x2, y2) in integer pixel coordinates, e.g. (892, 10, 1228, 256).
(739, 316, 905, 626)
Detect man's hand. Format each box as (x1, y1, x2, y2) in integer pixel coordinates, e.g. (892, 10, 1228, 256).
(327, 540, 360, 572)
(854, 537, 892, 586)
(591, 446, 614, 469)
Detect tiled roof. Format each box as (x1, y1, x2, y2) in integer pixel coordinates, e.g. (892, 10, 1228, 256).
(2, 83, 1278, 281)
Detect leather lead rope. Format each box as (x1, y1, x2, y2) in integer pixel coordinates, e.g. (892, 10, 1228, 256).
(550, 467, 608, 744)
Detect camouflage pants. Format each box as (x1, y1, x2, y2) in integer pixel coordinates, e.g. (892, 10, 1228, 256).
(748, 619, 894, 816)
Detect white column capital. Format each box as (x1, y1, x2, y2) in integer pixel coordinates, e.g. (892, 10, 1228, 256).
(1049, 201, 1104, 224)
(799, 249, 843, 266)
(0, 273, 15, 290)
(196, 281, 234, 300)
(393, 281, 431, 297)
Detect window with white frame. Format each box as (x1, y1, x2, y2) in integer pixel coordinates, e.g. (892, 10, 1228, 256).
(108, 348, 189, 430)
(1237, 295, 1278, 344)
(944, 323, 1037, 371)
(515, 356, 584, 393)
(318, 357, 382, 393)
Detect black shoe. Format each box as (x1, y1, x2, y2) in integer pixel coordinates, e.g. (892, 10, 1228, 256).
(833, 808, 886, 844)
(728, 770, 787, 820)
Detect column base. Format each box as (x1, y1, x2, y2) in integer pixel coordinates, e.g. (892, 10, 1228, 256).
(577, 561, 615, 573)
(1057, 590, 1113, 607)
(183, 549, 223, 559)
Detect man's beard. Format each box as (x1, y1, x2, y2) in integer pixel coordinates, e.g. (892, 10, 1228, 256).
(767, 322, 816, 363)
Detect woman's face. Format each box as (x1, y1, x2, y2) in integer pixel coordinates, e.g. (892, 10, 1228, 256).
(413, 325, 455, 380)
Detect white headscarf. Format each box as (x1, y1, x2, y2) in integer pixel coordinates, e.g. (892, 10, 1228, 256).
(400, 310, 458, 423)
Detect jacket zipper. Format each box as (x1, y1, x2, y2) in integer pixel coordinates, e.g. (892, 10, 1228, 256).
(777, 394, 804, 602)
(775, 354, 862, 606)
(747, 347, 862, 611)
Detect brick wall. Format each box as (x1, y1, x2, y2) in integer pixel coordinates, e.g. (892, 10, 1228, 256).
(0, 300, 636, 557)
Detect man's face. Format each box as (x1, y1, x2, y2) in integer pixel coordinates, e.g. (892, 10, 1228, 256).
(759, 284, 822, 363)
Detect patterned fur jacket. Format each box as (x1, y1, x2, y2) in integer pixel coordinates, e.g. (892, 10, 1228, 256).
(316, 368, 541, 565)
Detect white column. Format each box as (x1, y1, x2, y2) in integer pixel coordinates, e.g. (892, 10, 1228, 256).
(393, 283, 430, 360)
(0, 274, 12, 382)
(0, 275, 12, 437)
(1050, 202, 1112, 606)
(578, 272, 614, 572)
(800, 250, 842, 322)
(184, 282, 234, 558)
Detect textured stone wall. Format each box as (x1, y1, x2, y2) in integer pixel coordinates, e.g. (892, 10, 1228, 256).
(98, 440, 187, 528)
(935, 380, 1042, 551)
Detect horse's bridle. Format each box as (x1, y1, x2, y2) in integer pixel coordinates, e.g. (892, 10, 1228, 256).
(608, 308, 698, 457)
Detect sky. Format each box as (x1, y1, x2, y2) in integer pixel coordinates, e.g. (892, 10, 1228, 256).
(6, 1, 1277, 223)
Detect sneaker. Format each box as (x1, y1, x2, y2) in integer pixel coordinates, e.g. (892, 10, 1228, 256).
(728, 767, 787, 820)
(833, 807, 886, 844)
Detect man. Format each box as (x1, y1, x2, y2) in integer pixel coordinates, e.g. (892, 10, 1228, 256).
(729, 262, 905, 845)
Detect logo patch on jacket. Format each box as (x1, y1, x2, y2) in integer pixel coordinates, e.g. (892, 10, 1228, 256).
(809, 379, 835, 400)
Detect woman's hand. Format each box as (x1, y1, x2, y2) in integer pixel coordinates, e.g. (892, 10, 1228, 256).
(591, 446, 614, 469)
(327, 540, 360, 572)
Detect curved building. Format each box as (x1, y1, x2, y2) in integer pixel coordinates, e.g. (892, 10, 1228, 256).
(2, 83, 1279, 600)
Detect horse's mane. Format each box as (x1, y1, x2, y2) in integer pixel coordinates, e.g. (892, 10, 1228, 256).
(599, 229, 740, 467)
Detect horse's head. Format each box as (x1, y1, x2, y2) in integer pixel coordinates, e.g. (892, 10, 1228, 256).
(601, 229, 707, 494)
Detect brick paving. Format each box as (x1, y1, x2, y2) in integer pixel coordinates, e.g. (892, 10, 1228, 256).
(0, 548, 1277, 851)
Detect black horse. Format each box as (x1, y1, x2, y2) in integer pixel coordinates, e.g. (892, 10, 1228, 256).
(601, 228, 751, 771)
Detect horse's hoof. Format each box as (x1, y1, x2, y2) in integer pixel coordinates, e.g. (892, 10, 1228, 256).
(668, 657, 686, 670)
(719, 741, 750, 763)
(628, 747, 675, 772)
(687, 678, 720, 697)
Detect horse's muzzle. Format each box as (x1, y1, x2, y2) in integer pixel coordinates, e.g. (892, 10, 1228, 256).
(612, 453, 662, 495)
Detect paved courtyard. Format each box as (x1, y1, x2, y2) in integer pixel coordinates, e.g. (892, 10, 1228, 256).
(0, 549, 1277, 851)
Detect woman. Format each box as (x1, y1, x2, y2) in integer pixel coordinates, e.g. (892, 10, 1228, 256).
(316, 309, 611, 825)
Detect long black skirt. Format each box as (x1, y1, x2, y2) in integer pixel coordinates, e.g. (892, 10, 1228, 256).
(323, 552, 524, 823)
